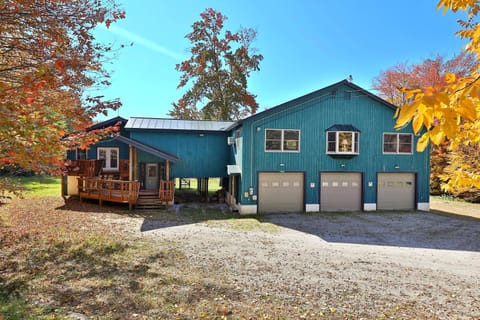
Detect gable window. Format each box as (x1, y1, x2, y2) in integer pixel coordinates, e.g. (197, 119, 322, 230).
(97, 147, 119, 171)
(265, 129, 300, 152)
(325, 125, 360, 155)
(383, 133, 413, 154)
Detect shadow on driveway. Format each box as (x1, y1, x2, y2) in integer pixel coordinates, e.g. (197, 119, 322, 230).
(139, 205, 480, 252)
(260, 210, 480, 252)
(59, 198, 480, 252)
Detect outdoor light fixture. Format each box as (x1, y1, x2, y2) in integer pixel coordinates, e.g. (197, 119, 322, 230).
(340, 163, 346, 168)
(394, 164, 400, 169)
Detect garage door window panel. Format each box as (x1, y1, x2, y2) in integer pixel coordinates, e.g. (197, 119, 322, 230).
(265, 129, 300, 152)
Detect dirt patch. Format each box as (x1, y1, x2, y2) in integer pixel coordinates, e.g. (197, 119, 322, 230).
(1, 197, 479, 319)
(143, 210, 480, 319)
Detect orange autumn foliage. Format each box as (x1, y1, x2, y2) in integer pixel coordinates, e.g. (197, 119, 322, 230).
(0, 0, 125, 175)
(393, 0, 480, 191)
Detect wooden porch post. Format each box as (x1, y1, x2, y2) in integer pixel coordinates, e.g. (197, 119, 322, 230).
(166, 160, 170, 181)
(230, 176, 234, 206)
(134, 147, 138, 180)
(129, 145, 133, 181)
(205, 177, 209, 202)
(61, 174, 66, 199)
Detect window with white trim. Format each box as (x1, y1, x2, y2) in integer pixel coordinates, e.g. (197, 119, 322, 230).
(97, 147, 119, 171)
(383, 133, 413, 154)
(265, 129, 300, 152)
(326, 131, 359, 155)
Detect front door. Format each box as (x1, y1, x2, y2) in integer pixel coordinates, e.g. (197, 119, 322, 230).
(145, 163, 159, 190)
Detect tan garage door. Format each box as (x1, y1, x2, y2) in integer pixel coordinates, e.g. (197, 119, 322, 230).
(320, 172, 362, 211)
(258, 172, 304, 213)
(377, 173, 415, 210)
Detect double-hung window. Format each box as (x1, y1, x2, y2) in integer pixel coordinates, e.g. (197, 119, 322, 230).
(383, 133, 413, 154)
(97, 147, 119, 171)
(265, 129, 300, 152)
(326, 125, 360, 155)
(76, 148, 87, 160)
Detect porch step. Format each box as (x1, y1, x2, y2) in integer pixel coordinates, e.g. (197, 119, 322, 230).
(136, 194, 168, 210)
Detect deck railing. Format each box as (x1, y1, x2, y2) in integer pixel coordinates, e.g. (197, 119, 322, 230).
(64, 159, 129, 179)
(78, 177, 140, 210)
(64, 160, 103, 176)
(159, 180, 175, 203)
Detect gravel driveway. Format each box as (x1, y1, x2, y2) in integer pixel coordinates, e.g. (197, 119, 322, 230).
(138, 208, 480, 319)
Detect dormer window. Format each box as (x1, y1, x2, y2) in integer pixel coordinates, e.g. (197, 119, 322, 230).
(326, 125, 360, 155)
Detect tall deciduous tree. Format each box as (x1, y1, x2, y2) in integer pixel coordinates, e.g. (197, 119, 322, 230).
(170, 8, 263, 121)
(393, 0, 480, 191)
(373, 54, 476, 105)
(373, 54, 477, 195)
(441, 137, 480, 201)
(0, 0, 124, 175)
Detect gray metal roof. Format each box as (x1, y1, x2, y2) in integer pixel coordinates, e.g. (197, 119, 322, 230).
(126, 117, 235, 132)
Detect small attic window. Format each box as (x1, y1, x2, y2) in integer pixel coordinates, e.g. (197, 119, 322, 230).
(326, 124, 360, 155)
(344, 91, 351, 100)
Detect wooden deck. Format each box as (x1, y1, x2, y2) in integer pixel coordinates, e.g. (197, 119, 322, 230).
(78, 177, 141, 210)
(77, 177, 175, 210)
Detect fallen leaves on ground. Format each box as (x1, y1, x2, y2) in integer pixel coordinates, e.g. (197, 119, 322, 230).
(0, 197, 477, 319)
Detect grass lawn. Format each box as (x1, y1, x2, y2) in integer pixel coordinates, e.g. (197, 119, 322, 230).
(12, 176, 223, 198)
(430, 195, 480, 219)
(16, 175, 61, 197)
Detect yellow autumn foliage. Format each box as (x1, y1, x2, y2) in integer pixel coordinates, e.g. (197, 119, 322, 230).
(396, 0, 480, 190)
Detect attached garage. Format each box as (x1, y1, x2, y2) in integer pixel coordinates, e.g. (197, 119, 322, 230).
(320, 172, 362, 211)
(377, 173, 415, 210)
(258, 172, 304, 213)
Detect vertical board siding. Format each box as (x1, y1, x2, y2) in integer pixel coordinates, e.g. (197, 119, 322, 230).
(67, 125, 130, 161)
(87, 139, 130, 161)
(131, 130, 230, 178)
(237, 83, 430, 208)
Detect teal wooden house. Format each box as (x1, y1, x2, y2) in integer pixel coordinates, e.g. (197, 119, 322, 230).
(124, 118, 233, 189)
(65, 80, 430, 213)
(225, 80, 430, 214)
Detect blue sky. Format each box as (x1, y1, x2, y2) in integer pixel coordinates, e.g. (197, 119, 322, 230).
(93, 0, 467, 121)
